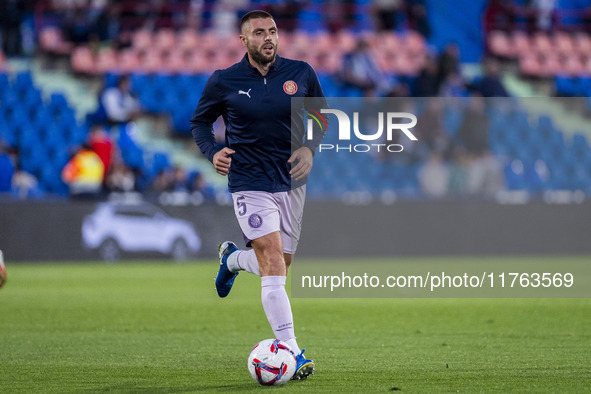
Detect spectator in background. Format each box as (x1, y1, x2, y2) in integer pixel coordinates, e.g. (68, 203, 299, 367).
(263, 1, 305, 32)
(0, 0, 26, 56)
(340, 39, 395, 96)
(484, 0, 516, 32)
(101, 75, 141, 125)
(447, 145, 470, 196)
(527, 0, 556, 32)
(466, 150, 506, 197)
(88, 125, 113, 181)
(11, 163, 40, 199)
(473, 58, 509, 97)
(372, 0, 404, 31)
(189, 171, 216, 201)
(414, 99, 449, 160)
(63, 8, 92, 45)
(456, 97, 489, 153)
(414, 55, 440, 96)
(106, 161, 136, 192)
(439, 72, 468, 97)
(61, 144, 105, 198)
(406, 0, 430, 38)
(150, 169, 173, 192)
(325, 0, 357, 32)
(418, 151, 450, 198)
(170, 166, 189, 192)
(438, 43, 461, 83)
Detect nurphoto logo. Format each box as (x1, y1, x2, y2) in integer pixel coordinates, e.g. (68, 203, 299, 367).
(306, 108, 418, 153)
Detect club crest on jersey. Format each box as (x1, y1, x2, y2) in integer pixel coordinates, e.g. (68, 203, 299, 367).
(283, 80, 297, 95)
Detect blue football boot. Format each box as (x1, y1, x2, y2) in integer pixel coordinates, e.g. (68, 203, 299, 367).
(292, 349, 315, 380)
(215, 241, 239, 298)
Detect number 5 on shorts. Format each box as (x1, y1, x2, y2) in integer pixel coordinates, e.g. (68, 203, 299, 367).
(236, 196, 247, 216)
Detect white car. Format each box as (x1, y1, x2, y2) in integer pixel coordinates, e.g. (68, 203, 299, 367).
(82, 201, 201, 261)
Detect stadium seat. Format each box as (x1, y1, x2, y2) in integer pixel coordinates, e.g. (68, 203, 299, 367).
(540, 54, 561, 77)
(562, 54, 584, 77)
(138, 49, 165, 74)
(0, 153, 15, 192)
(39, 27, 73, 55)
(488, 30, 512, 57)
(154, 29, 176, 51)
(532, 32, 553, 55)
(118, 49, 141, 74)
(96, 49, 118, 74)
(519, 53, 542, 77)
(131, 30, 153, 51)
(511, 31, 532, 56)
(0, 73, 9, 91)
(71, 47, 96, 74)
(573, 33, 591, 58)
(554, 32, 575, 56)
(178, 29, 200, 51)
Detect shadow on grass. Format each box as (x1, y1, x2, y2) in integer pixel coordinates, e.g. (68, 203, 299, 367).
(85, 383, 270, 393)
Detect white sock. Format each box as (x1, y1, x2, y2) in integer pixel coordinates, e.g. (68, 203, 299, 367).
(228, 249, 260, 276)
(285, 338, 301, 355)
(261, 276, 298, 352)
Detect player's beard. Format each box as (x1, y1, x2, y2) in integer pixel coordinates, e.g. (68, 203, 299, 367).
(248, 41, 277, 67)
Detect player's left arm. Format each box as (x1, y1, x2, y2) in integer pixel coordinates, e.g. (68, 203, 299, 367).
(288, 146, 314, 181)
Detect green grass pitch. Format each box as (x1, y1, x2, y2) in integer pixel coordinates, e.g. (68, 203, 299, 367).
(1, 259, 590, 393)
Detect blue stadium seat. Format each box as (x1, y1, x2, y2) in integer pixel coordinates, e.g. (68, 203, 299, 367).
(0, 153, 15, 192)
(554, 76, 578, 96)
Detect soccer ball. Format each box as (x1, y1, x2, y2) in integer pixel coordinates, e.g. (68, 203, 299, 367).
(0, 250, 6, 289)
(247, 339, 297, 386)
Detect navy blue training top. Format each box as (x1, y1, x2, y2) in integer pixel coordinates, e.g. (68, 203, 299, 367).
(190, 54, 327, 193)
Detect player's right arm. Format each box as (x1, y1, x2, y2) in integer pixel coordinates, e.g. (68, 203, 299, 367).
(212, 147, 235, 176)
(190, 71, 225, 164)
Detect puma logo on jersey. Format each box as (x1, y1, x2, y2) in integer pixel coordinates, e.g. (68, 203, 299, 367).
(238, 89, 251, 98)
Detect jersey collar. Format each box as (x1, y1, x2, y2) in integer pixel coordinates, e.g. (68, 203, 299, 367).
(241, 53, 283, 76)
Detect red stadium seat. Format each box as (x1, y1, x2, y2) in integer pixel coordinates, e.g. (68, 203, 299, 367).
(131, 30, 153, 51)
(138, 49, 164, 74)
(374, 50, 389, 72)
(519, 53, 542, 77)
(178, 29, 200, 51)
(403, 31, 426, 56)
(554, 32, 574, 56)
(118, 49, 141, 74)
(39, 27, 73, 55)
(71, 47, 95, 74)
(95, 48, 118, 74)
(532, 32, 553, 55)
(313, 32, 334, 54)
(562, 54, 584, 76)
(540, 54, 561, 77)
(163, 49, 188, 74)
(184, 49, 208, 73)
(488, 30, 513, 58)
(154, 29, 176, 51)
(583, 57, 591, 75)
(573, 33, 591, 57)
(512, 31, 532, 56)
(381, 33, 401, 53)
(335, 30, 357, 53)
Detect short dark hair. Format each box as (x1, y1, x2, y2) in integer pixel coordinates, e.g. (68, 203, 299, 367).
(240, 10, 274, 32)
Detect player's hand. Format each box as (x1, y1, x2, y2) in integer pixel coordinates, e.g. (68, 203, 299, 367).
(213, 147, 235, 176)
(288, 147, 314, 181)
